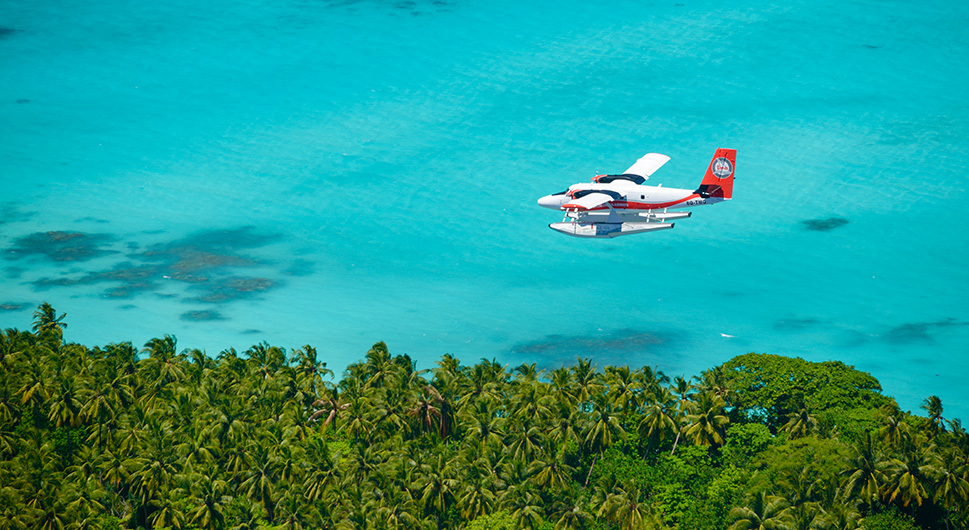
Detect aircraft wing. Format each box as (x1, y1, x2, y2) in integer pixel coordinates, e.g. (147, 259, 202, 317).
(622, 153, 671, 178)
(562, 192, 616, 210)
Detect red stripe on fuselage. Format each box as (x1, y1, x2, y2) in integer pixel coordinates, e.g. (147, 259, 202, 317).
(564, 194, 701, 211)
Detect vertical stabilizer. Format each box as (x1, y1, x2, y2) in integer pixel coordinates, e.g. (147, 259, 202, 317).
(696, 148, 736, 199)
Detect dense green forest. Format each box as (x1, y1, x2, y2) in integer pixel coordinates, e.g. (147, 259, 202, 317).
(1, 303, 966, 530)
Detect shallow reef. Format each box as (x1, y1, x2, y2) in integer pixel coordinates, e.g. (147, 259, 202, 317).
(6, 231, 118, 262)
(180, 310, 227, 321)
(32, 262, 162, 299)
(511, 328, 665, 355)
(8, 225, 288, 308)
(284, 259, 316, 277)
(187, 276, 278, 303)
(0, 203, 37, 225)
(0, 302, 28, 312)
(773, 317, 822, 330)
(883, 318, 968, 343)
(801, 217, 849, 232)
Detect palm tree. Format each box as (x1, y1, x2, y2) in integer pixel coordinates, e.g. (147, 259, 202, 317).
(32, 500, 70, 530)
(582, 394, 624, 485)
(672, 375, 695, 413)
(434, 353, 464, 384)
(375, 497, 422, 530)
(244, 342, 287, 380)
(921, 395, 946, 438)
(458, 360, 506, 409)
(409, 385, 453, 439)
(506, 419, 545, 462)
(509, 379, 552, 424)
(462, 403, 506, 450)
(877, 405, 911, 446)
(779, 407, 817, 439)
(552, 499, 592, 530)
(173, 421, 217, 474)
(275, 485, 317, 530)
(240, 443, 279, 522)
(338, 383, 373, 444)
(549, 366, 578, 409)
(205, 395, 249, 448)
(932, 446, 969, 529)
(779, 467, 823, 509)
(638, 387, 677, 455)
(683, 391, 729, 448)
(885, 437, 937, 509)
(456, 461, 497, 520)
(48, 372, 83, 428)
(512, 362, 542, 384)
(668, 376, 697, 455)
(727, 491, 790, 530)
(506, 487, 545, 530)
(188, 477, 228, 530)
(840, 433, 889, 509)
(604, 365, 640, 416)
(31, 303, 67, 344)
(17, 356, 50, 421)
(547, 401, 581, 452)
(363, 341, 399, 389)
(782, 501, 823, 530)
(819, 502, 862, 530)
(636, 365, 669, 401)
(598, 481, 660, 530)
(310, 386, 349, 433)
(697, 365, 738, 407)
(141, 336, 186, 404)
(302, 438, 339, 503)
(571, 357, 603, 409)
(528, 455, 574, 492)
(291, 345, 332, 393)
(416, 453, 458, 519)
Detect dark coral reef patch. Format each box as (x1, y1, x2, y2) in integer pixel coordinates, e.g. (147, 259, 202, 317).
(773, 317, 822, 331)
(6, 231, 118, 262)
(0, 204, 36, 225)
(180, 310, 227, 321)
(801, 217, 849, 232)
(12, 225, 289, 305)
(883, 318, 969, 343)
(512, 328, 665, 355)
(187, 277, 278, 303)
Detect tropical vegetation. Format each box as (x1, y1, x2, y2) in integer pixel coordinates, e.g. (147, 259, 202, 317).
(0, 303, 966, 529)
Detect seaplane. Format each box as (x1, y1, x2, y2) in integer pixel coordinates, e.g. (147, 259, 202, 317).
(537, 148, 736, 238)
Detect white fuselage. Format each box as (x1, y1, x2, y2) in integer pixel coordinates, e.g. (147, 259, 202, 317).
(537, 181, 720, 213)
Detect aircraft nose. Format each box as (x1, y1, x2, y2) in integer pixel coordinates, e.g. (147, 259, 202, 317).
(537, 194, 562, 209)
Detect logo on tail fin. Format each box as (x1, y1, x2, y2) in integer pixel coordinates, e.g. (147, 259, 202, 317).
(712, 157, 733, 179)
(697, 148, 736, 200)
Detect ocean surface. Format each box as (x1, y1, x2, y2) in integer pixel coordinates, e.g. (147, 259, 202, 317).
(2, 0, 967, 418)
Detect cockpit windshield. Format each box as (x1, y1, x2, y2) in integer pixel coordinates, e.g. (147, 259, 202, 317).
(570, 189, 622, 200)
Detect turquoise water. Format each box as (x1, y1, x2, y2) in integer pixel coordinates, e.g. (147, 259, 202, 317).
(2, 0, 967, 418)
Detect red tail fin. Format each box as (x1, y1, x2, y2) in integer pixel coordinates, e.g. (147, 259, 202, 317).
(696, 148, 736, 200)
